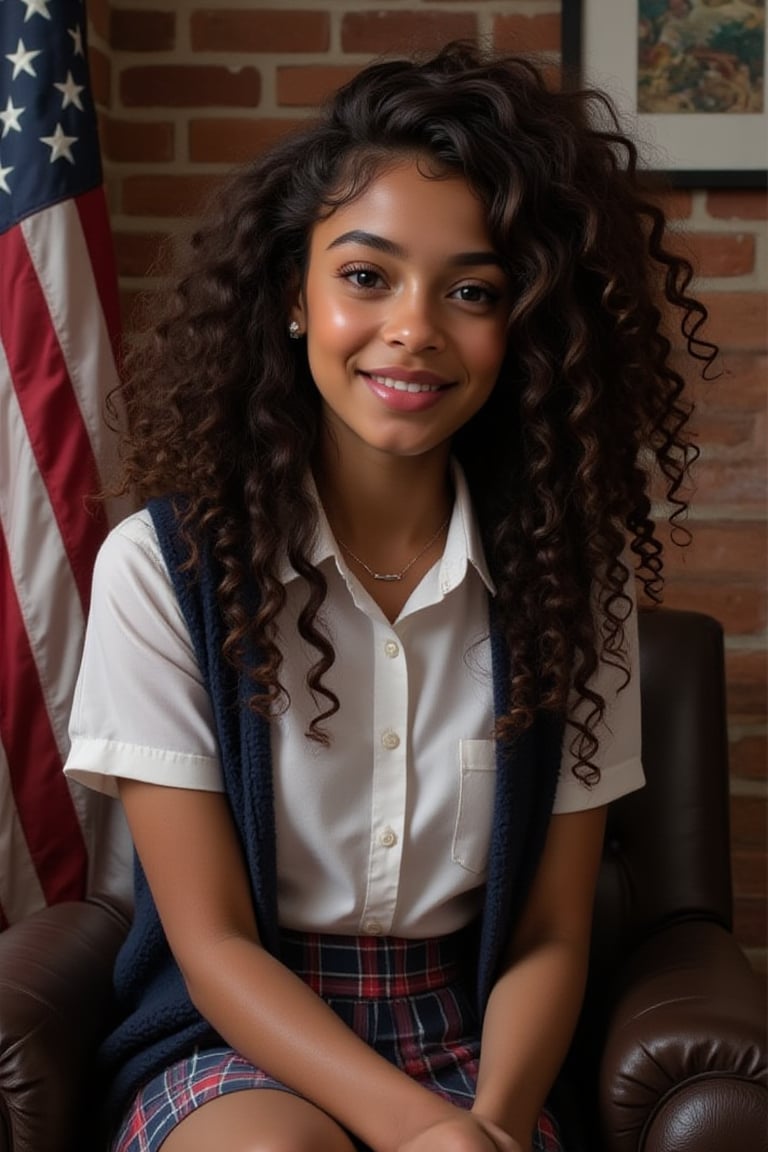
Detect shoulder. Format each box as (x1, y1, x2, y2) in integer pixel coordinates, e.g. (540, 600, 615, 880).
(97, 508, 166, 576)
(91, 509, 179, 628)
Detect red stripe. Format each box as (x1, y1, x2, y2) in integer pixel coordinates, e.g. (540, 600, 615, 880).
(0, 525, 88, 905)
(75, 187, 122, 367)
(0, 223, 108, 613)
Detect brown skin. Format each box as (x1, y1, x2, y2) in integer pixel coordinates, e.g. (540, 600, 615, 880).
(117, 161, 608, 1152)
(119, 780, 604, 1152)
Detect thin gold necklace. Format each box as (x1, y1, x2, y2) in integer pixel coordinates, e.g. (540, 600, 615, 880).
(336, 515, 450, 582)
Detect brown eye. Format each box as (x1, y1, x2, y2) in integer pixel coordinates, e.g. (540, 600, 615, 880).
(340, 266, 385, 289)
(455, 284, 496, 303)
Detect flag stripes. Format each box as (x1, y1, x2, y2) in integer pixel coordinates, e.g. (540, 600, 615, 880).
(0, 0, 131, 927)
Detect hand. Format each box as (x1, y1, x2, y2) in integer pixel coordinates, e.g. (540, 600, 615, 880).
(397, 1112, 522, 1152)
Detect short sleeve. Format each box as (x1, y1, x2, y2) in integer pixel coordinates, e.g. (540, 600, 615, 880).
(64, 511, 225, 797)
(553, 573, 645, 813)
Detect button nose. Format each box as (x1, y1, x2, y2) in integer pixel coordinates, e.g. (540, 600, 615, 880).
(383, 292, 444, 353)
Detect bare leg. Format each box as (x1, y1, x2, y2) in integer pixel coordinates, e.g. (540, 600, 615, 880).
(160, 1087, 360, 1152)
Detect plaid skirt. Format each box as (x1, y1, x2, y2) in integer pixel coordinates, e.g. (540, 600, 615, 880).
(112, 930, 563, 1152)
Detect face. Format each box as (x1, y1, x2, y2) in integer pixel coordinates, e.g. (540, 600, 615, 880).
(292, 156, 511, 466)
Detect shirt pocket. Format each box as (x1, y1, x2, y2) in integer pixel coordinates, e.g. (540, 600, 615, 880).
(451, 739, 497, 875)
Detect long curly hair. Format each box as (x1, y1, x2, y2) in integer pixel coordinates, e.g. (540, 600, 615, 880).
(116, 41, 717, 779)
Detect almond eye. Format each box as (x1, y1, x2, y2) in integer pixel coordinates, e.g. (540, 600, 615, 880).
(339, 265, 384, 289)
(452, 283, 501, 305)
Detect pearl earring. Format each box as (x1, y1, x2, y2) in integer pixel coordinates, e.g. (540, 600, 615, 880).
(288, 320, 302, 339)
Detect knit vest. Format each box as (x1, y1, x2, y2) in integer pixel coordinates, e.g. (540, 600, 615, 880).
(99, 496, 563, 1124)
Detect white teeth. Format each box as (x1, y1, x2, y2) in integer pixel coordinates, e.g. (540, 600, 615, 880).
(368, 373, 442, 393)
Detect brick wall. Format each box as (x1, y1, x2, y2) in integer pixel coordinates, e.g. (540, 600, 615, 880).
(88, 0, 767, 969)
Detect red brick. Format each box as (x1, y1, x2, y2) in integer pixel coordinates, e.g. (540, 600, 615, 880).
(189, 117, 304, 163)
(734, 895, 767, 948)
(726, 649, 768, 720)
(657, 521, 767, 579)
(694, 292, 768, 351)
(493, 14, 561, 53)
(714, 353, 768, 408)
(731, 734, 768, 781)
(87, 0, 110, 43)
(122, 173, 224, 218)
(731, 794, 768, 848)
(706, 190, 768, 220)
(277, 66, 360, 109)
(191, 9, 329, 53)
(733, 848, 767, 895)
(658, 189, 694, 220)
(692, 408, 763, 450)
(661, 581, 766, 636)
(111, 9, 176, 52)
(101, 117, 175, 163)
(88, 43, 111, 107)
(113, 231, 172, 278)
(672, 231, 756, 278)
(689, 457, 767, 509)
(691, 374, 767, 433)
(121, 65, 261, 109)
(687, 352, 767, 415)
(341, 11, 476, 54)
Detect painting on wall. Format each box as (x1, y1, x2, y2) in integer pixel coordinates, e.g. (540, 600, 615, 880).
(562, 0, 768, 186)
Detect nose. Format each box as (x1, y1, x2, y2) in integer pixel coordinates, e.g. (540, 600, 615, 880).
(381, 289, 445, 353)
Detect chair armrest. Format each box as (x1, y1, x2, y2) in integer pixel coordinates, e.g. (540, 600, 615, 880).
(0, 900, 129, 1152)
(599, 919, 767, 1152)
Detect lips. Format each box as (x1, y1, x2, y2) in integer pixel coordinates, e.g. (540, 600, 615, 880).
(360, 368, 453, 394)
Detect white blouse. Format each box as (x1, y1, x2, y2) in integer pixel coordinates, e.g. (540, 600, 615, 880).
(65, 466, 644, 937)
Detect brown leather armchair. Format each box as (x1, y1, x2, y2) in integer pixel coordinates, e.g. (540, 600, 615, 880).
(1, 609, 766, 1152)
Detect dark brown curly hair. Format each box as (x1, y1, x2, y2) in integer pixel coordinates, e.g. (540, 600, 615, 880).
(116, 41, 717, 779)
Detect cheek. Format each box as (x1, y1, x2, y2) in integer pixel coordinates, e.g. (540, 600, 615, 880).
(470, 326, 508, 381)
(309, 299, 370, 348)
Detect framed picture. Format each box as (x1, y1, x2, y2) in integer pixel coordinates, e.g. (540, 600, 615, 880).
(561, 0, 768, 188)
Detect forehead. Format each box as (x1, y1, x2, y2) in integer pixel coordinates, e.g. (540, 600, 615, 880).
(309, 157, 494, 256)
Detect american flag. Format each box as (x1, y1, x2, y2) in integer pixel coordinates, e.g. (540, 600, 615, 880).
(0, 0, 128, 927)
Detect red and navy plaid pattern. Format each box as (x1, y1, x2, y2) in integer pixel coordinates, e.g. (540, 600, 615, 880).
(113, 931, 563, 1152)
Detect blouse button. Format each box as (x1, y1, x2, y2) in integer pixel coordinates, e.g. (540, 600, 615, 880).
(364, 919, 383, 936)
(379, 827, 397, 848)
(384, 640, 400, 659)
(381, 730, 400, 751)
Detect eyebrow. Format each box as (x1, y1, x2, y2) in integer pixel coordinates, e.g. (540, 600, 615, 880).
(326, 229, 503, 268)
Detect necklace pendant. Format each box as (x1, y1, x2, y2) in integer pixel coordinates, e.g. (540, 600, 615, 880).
(336, 511, 450, 586)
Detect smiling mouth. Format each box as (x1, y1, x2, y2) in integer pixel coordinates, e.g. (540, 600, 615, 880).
(364, 372, 446, 394)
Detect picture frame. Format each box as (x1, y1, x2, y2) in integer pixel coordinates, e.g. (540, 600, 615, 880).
(561, 0, 768, 188)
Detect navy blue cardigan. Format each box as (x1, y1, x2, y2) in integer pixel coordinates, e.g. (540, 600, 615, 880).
(100, 496, 563, 1123)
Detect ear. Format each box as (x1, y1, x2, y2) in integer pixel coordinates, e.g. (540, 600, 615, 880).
(288, 287, 307, 333)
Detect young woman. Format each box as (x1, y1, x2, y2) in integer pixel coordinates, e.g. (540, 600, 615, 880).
(65, 41, 716, 1152)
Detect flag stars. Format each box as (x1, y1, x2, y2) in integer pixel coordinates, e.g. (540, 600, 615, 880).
(21, 0, 53, 21)
(0, 97, 24, 138)
(5, 38, 43, 80)
(0, 163, 12, 195)
(54, 72, 85, 111)
(67, 24, 84, 56)
(40, 122, 77, 164)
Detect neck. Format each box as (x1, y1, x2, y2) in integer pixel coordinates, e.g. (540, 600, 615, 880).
(314, 441, 453, 549)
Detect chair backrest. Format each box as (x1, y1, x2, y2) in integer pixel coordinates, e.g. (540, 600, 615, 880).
(592, 607, 733, 973)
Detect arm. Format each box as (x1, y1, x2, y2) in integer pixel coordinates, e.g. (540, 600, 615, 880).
(118, 779, 517, 1152)
(472, 805, 607, 1151)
